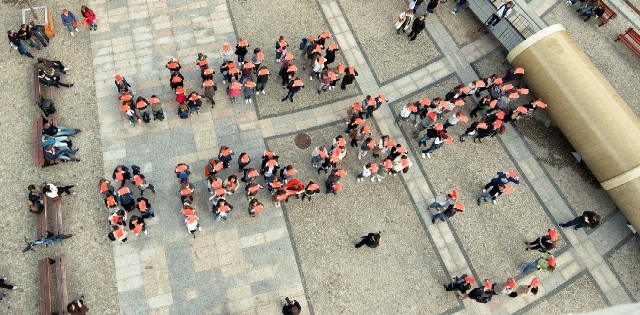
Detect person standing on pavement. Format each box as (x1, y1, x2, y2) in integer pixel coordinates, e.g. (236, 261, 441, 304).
(452, 0, 468, 15)
(485, 1, 514, 27)
(424, 0, 441, 17)
(431, 202, 465, 223)
(235, 39, 249, 62)
(559, 211, 601, 230)
(522, 253, 556, 274)
(281, 77, 304, 102)
(514, 277, 540, 297)
(407, 15, 426, 41)
(525, 229, 559, 252)
(395, 9, 414, 34)
(8, 31, 34, 59)
(80, 6, 98, 31)
(282, 297, 301, 315)
(355, 232, 381, 248)
(60, 9, 79, 37)
(132, 166, 156, 196)
(256, 66, 270, 95)
(340, 66, 358, 90)
(476, 183, 507, 205)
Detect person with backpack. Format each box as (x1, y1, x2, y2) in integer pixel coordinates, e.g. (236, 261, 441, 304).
(299, 35, 314, 63)
(354, 232, 381, 248)
(444, 274, 475, 299)
(467, 280, 494, 303)
(526, 229, 559, 252)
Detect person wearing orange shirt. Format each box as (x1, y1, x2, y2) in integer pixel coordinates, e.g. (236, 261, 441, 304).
(129, 215, 147, 236)
(98, 179, 114, 195)
(237, 152, 251, 173)
(131, 167, 156, 196)
(256, 66, 270, 94)
(241, 168, 259, 183)
(281, 77, 304, 102)
(248, 199, 264, 217)
(175, 163, 191, 182)
(169, 71, 184, 91)
(213, 199, 234, 222)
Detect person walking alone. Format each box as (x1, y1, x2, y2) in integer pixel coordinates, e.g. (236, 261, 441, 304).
(354, 232, 381, 248)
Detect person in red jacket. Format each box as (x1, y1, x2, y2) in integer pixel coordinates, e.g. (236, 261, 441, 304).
(80, 6, 97, 31)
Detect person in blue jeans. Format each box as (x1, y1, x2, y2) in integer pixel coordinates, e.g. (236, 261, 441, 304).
(452, 0, 468, 15)
(7, 31, 33, 59)
(44, 146, 79, 162)
(43, 120, 80, 137)
(60, 9, 79, 37)
(559, 211, 601, 230)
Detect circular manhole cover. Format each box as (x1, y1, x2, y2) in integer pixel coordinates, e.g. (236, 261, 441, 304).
(294, 133, 311, 149)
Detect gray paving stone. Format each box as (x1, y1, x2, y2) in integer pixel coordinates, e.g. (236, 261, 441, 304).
(250, 278, 278, 296)
(118, 288, 148, 315)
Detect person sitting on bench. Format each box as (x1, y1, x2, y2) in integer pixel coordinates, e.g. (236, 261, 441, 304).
(38, 69, 73, 88)
(37, 57, 69, 74)
(41, 135, 72, 148)
(579, 2, 605, 21)
(44, 145, 79, 163)
(43, 119, 80, 137)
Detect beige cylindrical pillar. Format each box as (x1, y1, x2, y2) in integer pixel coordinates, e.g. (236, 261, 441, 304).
(506, 24, 640, 230)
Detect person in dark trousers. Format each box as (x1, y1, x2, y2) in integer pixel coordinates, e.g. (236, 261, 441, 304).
(444, 274, 475, 299)
(0, 278, 17, 290)
(28, 184, 45, 214)
(477, 183, 505, 205)
(282, 297, 301, 315)
(281, 77, 304, 102)
(526, 229, 558, 252)
(424, 0, 440, 17)
(38, 69, 73, 88)
(485, 1, 514, 27)
(29, 20, 49, 47)
(483, 170, 519, 191)
(355, 232, 381, 248)
(67, 295, 89, 314)
(467, 281, 494, 303)
(560, 211, 601, 230)
(8, 30, 34, 58)
(431, 202, 465, 223)
(18, 23, 41, 50)
(408, 15, 426, 41)
(340, 67, 358, 90)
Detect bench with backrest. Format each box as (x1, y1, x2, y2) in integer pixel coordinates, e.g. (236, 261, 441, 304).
(34, 116, 58, 168)
(38, 255, 68, 315)
(597, 0, 617, 26)
(615, 27, 640, 57)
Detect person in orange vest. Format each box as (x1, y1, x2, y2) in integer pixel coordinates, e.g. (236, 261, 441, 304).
(356, 162, 379, 182)
(213, 199, 234, 222)
(129, 215, 147, 236)
(372, 135, 393, 159)
(248, 199, 264, 217)
(431, 202, 465, 224)
(388, 143, 407, 160)
(252, 48, 264, 74)
(225, 175, 239, 194)
(166, 58, 181, 73)
(175, 163, 191, 182)
(180, 182, 195, 204)
(202, 76, 217, 107)
(317, 152, 339, 174)
(201, 64, 215, 81)
(228, 81, 242, 103)
(267, 175, 283, 194)
(108, 209, 126, 227)
(317, 68, 332, 94)
(261, 150, 280, 166)
(203, 159, 220, 178)
(132, 167, 155, 196)
(112, 165, 131, 187)
(245, 182, 263, 200)
(109, 225, 128, 243)
(220, 60, 234, 84)
(256, 66, 270, 95)
(340, 66, 358, 90)
(170, 71, 184, 91)
(444, 274, 475, 299)
(218, 146, 234, 169)
(355, 232, 381, 248)
(311, 145, 328, 167)
(235, 39, 249, 62)
(428, 189, 459, 210)
(187, 92, 203, 115)
(185, 213, 201, 237)
(136, 196, 155, 219)
(278, 52, 293, 86)
(237, 152, 251, 173)
(325, 180, 343, 195)
(244, 79, 256, 104)
(357, 137, 376, 160)
(98, 179, 114, 195)
(301, 181, 320, 201)
(242, 167, 260, 183)
(280, 165, 297, 183)
(315, 31, 331, 47)
(381, 157, 394, 175)
(272, 189, 288, 207)
(104, 191, 120, 212)
(117, 186, 135, 212)
(196, 53, 208, 71)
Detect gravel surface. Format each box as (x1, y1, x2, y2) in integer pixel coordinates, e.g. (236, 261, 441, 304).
(434, 2, 485, 46)
(0, 1, 117, 314)
(266, 122, 458, 314)
(337, 0, 441, 84)
(526, 274, 608, 314)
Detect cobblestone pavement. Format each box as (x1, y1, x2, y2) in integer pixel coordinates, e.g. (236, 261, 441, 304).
(4, 0, 638, 314)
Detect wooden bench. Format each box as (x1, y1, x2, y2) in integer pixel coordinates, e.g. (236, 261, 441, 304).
(33, 64, 56, 109)
(38, 255, 68, 315)
(598, 1, 617, 27)
(35, 116, 58, 168)
(615, 27, 640, 57)
(37, 192, 49, 240)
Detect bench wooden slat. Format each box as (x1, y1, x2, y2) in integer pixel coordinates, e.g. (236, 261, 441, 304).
(55, 255, 68, 315)
(598, 1, 617, 26)
(37, 192, 49, 239)
(52, 201, 63, 235)
(38, 258, 53, 315)
(34, 117, 45, 167)
(616, 28, 640, 58)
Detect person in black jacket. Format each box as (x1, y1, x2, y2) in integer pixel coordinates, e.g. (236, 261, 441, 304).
(282, 297, 301, 315)
(477, 183, 505, 205)
(7, 30, 33, 58)
(29, 20, 49, 47)
(444, 274, 475, 299)
(38, 69, 73, 88)
(560, 211, 601, 230)
(468, 281, 494, 303)
(18, 24, 41, 50)
(28, 185, 44, 214)
(407, 15, 426, 41)
(355, 232, 381, 248)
